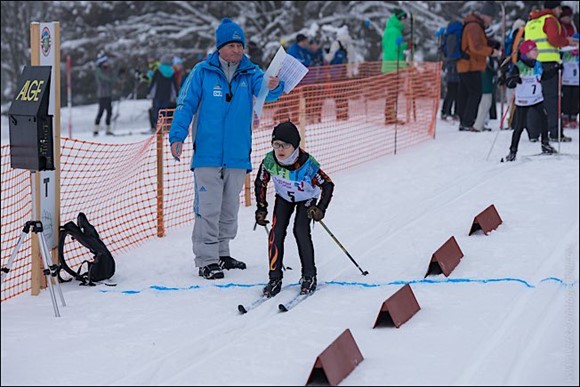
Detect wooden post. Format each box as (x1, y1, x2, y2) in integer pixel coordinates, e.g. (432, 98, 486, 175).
(244, 174, 251, 207)
(30, 22, 61, 295)
(30, 23, 43, 295)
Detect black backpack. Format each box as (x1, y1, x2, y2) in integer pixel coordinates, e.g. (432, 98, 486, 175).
(58, 212, 116, 286)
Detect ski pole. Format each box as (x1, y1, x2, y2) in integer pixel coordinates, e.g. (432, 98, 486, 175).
(394, 36, 403, 155)
(318, 220, 369, 276)
(557, 63, 562, 153)
(499, 93, 514, 130)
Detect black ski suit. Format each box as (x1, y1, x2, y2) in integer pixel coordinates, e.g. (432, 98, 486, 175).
(254, 149, 334, 280)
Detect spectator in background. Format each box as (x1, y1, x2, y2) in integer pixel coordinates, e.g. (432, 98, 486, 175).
(93, 53, 118, 136)
(559, 5, 579, 129)
(309, 39, 325, 67)
(325, 26, 357, 120)
(287, 33, 312, 67)
(525, 0, 577, 142)
(441, 60, 460, 121)
(382, 8, 408, 125)
(148, 55, 178, 132)
(168, 18, 284, 280)
(303, 38, 326, 124)
(473, 26, 500, 132)
(172, 56, 186, 93)
(456, 2, 501, 132)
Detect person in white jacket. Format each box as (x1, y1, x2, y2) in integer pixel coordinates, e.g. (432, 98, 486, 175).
(324, 26, 358, 120)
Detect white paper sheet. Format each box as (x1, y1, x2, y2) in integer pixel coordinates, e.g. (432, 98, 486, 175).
(253, 46, 309, 118)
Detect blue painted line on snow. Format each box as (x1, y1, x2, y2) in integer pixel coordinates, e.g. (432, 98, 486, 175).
(98, 276, 577, 294)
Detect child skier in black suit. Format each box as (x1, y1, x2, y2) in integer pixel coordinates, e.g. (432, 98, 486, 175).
(254, 121, 334, 297)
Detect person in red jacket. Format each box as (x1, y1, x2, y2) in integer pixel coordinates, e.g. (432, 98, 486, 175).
(525, 1, 578, 142)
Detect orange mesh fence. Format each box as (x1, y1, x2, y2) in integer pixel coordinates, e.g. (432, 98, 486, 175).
(1, 145, 32, 300)
(1, 61, 440, 302)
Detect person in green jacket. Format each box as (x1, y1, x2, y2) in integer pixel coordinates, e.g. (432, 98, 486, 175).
(382, 8, 408, 124)
(382, 8, 408, 73)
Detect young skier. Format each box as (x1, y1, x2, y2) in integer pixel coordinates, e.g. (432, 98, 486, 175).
(254, 121, 334, 297)
(503, 40, 557, 162)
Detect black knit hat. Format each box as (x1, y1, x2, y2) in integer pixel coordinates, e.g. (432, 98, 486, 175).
(272, 121, 300, 149)
(393, 8, 407, 20)
(544, 1, 562, 10)
(296, 33, 308, 43)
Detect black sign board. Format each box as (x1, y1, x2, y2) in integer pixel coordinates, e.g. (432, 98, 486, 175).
(8, 66, 54, 171)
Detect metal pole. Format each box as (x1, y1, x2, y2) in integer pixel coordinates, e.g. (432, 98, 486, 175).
(500, 2, 506, 126)
(318, 220, 369, 276)
(66, 55, 72, 138)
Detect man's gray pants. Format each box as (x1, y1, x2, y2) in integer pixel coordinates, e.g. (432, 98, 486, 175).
(191, 167, 246, 268)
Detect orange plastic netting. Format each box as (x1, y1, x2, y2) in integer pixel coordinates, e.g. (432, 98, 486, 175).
(1, 61, 440, 301)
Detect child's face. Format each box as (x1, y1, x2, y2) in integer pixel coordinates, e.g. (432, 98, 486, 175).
(272, 140, 295, 160)
(527, 47, 539, 60)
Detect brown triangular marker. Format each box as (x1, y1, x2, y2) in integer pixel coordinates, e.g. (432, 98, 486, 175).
(425, 236, 464, 277)
(306, 329, 364, 386)
(469, 204, 502, 235)
(373, 284, 421, 328)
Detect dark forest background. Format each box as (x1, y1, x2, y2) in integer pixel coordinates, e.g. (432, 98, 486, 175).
(2, 1, 573, 109)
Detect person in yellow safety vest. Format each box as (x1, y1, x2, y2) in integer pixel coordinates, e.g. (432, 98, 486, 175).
(525, 1, 578, 142)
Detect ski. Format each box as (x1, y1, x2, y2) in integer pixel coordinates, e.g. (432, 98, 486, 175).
(238, 294, 271, 314)
(278, 293, 311, 312)
(237, 284, 292, 314)
(278, 284, 325, 312)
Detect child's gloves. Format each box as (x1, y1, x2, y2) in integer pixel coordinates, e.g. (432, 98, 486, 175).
(255, 209, 269, 226)
(505, 76, 521, 89)
(307, 206, 324, 222)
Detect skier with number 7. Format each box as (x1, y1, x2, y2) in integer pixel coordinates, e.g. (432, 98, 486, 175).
(502, 40, 557, 162)
(254, 121, 334, 298)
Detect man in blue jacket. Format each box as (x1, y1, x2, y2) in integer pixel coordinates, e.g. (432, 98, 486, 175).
(169, 18, 284, 280)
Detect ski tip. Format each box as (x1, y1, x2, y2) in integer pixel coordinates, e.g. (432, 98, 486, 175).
(278, 304, 288, 312)
(238, 305, 247, 314)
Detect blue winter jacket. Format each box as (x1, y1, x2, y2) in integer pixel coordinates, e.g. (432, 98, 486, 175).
(169, 51, 284, 172)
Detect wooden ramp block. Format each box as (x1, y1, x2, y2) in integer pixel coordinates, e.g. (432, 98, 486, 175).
(469, 204, 502, 235)
(306, 329, 364, 386)
(425, 236, 464, 277)
(373, 284, 421, 328)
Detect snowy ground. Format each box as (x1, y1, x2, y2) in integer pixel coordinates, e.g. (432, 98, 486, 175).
(1, 99, 579, 386)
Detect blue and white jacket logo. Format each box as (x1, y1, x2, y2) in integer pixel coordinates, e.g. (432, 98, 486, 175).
(240, 81, 248, 88)
(213, 83, 223, 97)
